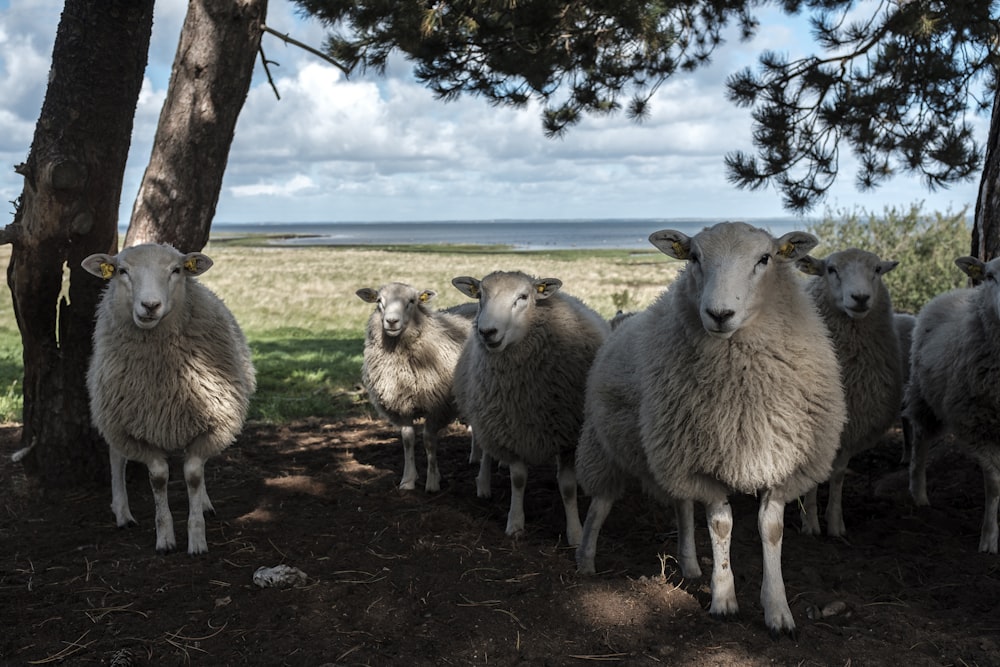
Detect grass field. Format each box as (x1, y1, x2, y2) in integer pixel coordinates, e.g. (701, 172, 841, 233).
(0, 238, 681, 423)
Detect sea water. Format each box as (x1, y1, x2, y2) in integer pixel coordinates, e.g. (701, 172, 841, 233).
(207, 218, 811, 251)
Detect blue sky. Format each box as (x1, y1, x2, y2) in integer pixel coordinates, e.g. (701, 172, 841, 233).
(0, 0, 985, 225)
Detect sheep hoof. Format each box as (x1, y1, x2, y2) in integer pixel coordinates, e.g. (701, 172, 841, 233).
(116, 518, 138, 529)
(768, 626, 798, 642)
(155, 545, 176, 555)
(709, 610, 740, 623)
(398, 480, 417, 491)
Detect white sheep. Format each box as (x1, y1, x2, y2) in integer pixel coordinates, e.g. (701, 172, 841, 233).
(83, 244, 256, 555)
(578, 222, 846, 637)
(906, 256, 1000, 553)
(356, 283, 474, 493)
(451, 271, 610, 545)
(796, 249, 903, 537)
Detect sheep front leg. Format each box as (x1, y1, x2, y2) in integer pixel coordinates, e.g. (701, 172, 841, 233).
(908, 427, 930, 506)
(422, 422, 442, 493)
(506, 459, 528, 537)
(476, 451, 493, 499)
(675, 498, 702, 579)
(576, 495, 613, 574)
(759, 489, 796, 639)
(147, 456, 176, 554)
(557, 451, 583, 546)
(979, 464, 1000, 554)
(705, 498, 738, 618)
(109, 446, 137, 527)
(799, 486, 821, 535)
(398, 422, 418, 490)
(184, 454, 211, 555)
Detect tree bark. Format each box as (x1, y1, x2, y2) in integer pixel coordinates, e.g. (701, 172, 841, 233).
(6, 0, 154, 486)
(124, 0, 269, 252)
(972, 85, 1000, 261)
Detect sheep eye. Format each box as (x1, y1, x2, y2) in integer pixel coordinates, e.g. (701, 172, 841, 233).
(171, 267, 181, 275)
(118, 268, 128, 276)
(757, 254, 770, 267)
(827, 266, 838, 276)
(987, 273, 996, 283)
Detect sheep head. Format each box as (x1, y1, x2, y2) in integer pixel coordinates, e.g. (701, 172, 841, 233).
(797, 248, 898, 320)
(356, 282, 435, 338)
(82, 244, 212, 330)
(956, 256, 1000, 316)
(452, 271, 561, 352)
(650, 222, 817, 339)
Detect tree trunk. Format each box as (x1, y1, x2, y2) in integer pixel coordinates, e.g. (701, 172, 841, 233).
(124, 0, 269, 252)
(5, 0, 154, 486)
(972, 85, 1000, 261)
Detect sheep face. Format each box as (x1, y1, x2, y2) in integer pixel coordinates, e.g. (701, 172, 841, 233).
(452, 271, 561, 352)
(798, 249, 898, 320)
(82, 244, 213, 330)
(356, 283, 436, 338)
(650, 222, 818, 339)
(956, 256, 1000, 315)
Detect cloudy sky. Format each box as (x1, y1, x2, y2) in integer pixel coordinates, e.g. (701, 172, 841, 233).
(0, 0, 986, 225)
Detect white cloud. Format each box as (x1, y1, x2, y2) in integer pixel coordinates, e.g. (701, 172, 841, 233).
(0, 0, 983, 226)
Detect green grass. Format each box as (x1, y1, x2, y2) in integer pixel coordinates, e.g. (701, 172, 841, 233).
(0, 240, 679, 425)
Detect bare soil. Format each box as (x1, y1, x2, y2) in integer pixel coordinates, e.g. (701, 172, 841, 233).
(2, 419, 999, 666)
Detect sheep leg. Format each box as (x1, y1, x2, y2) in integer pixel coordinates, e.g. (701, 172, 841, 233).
(184, 454, 210, 555)
(398, 422, 418, 491)
(468, 427, 480, 463)
(908, 427, 930, 506)
(824, 469, 847, 537)
(476, 451, 493, 499)
(147, 456, 176, 554)
(109, 446, 137, 527)
(705, 498, 738, 619)
(505, 459, 528, 537)
(899, 414, 913, 464)
(979, 464, 1000, 554)
(422, 422, 442, 493)
(759, 489, 796, 639)
(576, 495, 613, 575)
(557, 451, 583, 546)
(799, 486, 821, 536)
(675, 498, 702, 579)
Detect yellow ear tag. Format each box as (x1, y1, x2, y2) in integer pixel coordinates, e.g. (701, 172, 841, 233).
(536, 284, 546, 294)
(419, 292, 431, 303)
(184, 258, 198, 273)
(671, 241, 688, 260)
(778, 242, 795, 258)
(99, 262, 114, 280)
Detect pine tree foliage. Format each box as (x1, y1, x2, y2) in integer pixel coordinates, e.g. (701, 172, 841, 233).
(291, 0, 759, 136)
(725, 0, 999, 212)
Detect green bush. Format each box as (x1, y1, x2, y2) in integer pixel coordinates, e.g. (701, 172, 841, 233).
(807, 202, 972, 314)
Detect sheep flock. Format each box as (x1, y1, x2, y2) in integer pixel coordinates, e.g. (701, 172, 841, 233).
(78, 221, 998, 637)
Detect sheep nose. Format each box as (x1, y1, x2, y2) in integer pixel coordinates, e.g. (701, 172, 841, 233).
(141, 300, 161, 316)
(384, 317, 399, 327)
(706, 308, 735, 326)
(479, 326, 498, 342)
(851, 293, 870, 307)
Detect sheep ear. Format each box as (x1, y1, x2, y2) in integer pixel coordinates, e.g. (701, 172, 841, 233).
(418, 289, 437, 303)
(775, 232, 819, 261)
(452, 276, 481, 299)
(955, 256, 985, 281)
(82, 253, 116, 280)
(796, 255, 825, 276)
(878, 260, 899, 276)
(356, 288, 379, 303)
(648, 230, 691, 260)
(533, 278, 562, 299)
(182, 252, 213, 276)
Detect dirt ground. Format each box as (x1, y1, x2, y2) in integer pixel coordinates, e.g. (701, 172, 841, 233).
(2, 418, 999, 666)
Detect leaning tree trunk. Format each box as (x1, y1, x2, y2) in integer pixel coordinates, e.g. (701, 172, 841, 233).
(124, 0, 268, 252)
(3, 0, 154, 486)
(972, 85, 1000, 262)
